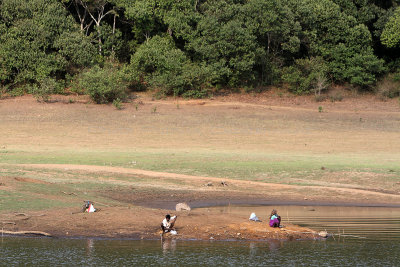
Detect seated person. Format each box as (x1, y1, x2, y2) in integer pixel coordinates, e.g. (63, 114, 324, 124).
(161, 214, 177, 233)
(269, 209, 281, 227)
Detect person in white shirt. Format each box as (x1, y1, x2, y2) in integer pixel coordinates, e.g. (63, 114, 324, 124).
(161, 214, 177, 233)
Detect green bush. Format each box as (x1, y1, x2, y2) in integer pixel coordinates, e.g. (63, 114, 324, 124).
(0, 86, 4, 99)
(31, 78, 57, 102)
(112, 98, 123, 110)
(78, 65, 128, 104)
(0, 0, 96, 89)
(182, 89, 209, 99)
(328, 92, 344, 102)
(376, 74, 400, 98)
(281, 57, 328, 94)
(327, 45, 386, 88)
(68, 73, 86, 95)
(129, 36, 210, 97)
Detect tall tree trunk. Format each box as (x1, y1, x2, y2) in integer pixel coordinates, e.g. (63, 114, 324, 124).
(112, 13, 116, 55)
(79, 0, 114, 55)
(97, 22, 102, 54)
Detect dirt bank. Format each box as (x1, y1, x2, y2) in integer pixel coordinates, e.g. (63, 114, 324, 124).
(0, 206, 321, 241)
(1, 163, 399, 240)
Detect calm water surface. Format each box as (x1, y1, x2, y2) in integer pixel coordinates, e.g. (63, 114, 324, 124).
(1, 205, 400, 266)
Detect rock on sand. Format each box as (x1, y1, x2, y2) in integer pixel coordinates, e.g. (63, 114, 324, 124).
(176, 202, 191, 211)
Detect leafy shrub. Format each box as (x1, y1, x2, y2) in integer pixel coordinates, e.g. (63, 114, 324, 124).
(129, 36, 210, 97)
(381, 7, 400, 48)
(329, 92, 344, 102)
(8, 86, 26, 97)
(314, 95, 326, 102)
(182, 89, 209, 99)
(376, 74, 400, 99)
(327, 45, 386, 88)
(68, 73, 86, 95)
(31, 77, 57, 102)
(282, 57, 328, 94)
(0, 0, 93, 88)
(54, 31, 98, 67)
(112, 98, 123, 110)
(78, 65, 128, 104)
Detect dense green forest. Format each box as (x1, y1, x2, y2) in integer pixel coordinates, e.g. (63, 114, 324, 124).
(1, 0, 400, 102)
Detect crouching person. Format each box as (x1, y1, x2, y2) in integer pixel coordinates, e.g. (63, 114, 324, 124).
(269, 209, 281, 228)
(161, 214, 177, 233)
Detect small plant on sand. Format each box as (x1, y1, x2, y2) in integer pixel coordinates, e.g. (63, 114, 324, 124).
(113, 98, 123, 110)
(135, 103, 139, 111)
(376, 74, 400, 99)
(329, 93, 343, 102)
(152, 106, 157, 113)
(314, 95, 326, 102)
(68, 98, 75, 104)
(0, 86, 4, 99)
(318, 106, 323, 113)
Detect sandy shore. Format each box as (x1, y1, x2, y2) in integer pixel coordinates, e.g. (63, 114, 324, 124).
(1, 163, 399, 241)
(0, 205, 323, 241)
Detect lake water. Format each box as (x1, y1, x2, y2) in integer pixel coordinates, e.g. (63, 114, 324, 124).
(1, 205, 400, 266)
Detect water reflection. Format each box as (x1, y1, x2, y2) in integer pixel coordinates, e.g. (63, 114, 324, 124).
(85, 238, 94, 257)
(1, 234, 400, 265)
(266, 239, 283, 252)
(162, 239, 176, 255)
(249, 239, 283, 257)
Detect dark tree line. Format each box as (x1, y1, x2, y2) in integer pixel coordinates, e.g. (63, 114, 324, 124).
(1, 0, 400, 102)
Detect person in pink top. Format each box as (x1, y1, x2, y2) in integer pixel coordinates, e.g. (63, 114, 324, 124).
(269, 209, 281, 227)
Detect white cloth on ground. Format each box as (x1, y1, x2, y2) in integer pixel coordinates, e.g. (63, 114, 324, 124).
(249, 212, 260, 221)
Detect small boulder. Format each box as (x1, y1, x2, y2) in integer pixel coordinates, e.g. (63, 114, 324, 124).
(176, 202, 191, 211)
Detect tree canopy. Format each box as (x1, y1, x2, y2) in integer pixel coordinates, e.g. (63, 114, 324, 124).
(1, 0, 400, 101)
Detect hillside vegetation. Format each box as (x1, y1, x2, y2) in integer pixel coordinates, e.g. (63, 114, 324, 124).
(1, 0, 400, 101)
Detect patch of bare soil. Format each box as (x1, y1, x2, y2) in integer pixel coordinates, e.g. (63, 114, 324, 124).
(13, 177, 52, 184)
(1, 93, 399, 154)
